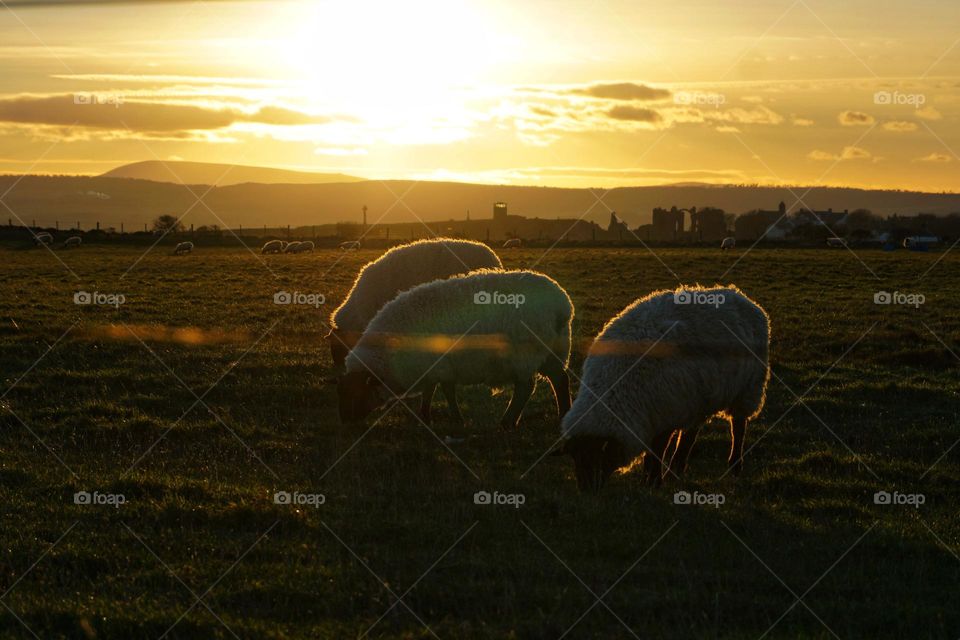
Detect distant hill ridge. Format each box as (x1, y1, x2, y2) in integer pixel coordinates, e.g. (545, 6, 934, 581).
(101, 160, 364, 187)
(3, 171, 960, 231)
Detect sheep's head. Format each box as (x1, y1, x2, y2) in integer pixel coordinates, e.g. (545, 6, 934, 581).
(326, 330, 351, 373)
(553, 436, 627, 493)
(337, 371, 386, 424)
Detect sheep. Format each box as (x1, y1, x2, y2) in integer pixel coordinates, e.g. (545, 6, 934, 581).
(338, 269, 573, 429)
(328, 238, 503, 374)
(503, 238, 522, 248)
(826, 237, 847, 248)
(283, 241, 301, 253)
(292, 240, 314, 253)
(262, 240, 285, 254)
(33, 232, 53, 246)
(721, 237, 736, 250)
(340, 240, 361, 250)
(554, 285, 770, 492)
(173, 241, 193, 255)
(63, 236, 82, 248)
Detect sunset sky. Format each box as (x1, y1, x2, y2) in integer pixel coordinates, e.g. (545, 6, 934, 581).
(0, 0, 957, 191)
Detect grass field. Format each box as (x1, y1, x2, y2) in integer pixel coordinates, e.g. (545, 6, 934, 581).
(1, 242, 959, 639)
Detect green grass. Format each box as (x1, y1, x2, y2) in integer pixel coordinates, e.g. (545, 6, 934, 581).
(1, 243, 959, 639)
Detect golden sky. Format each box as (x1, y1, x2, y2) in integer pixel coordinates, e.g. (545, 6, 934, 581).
(0, 0, 957, 191)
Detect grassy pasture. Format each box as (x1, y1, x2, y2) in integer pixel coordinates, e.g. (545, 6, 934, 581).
(1, 242, 958, 639)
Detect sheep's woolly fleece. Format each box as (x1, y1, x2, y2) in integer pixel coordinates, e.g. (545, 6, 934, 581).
(561, 284, 770, 460)
(345, 269, 573, 393)
(330, 238, 503, 334)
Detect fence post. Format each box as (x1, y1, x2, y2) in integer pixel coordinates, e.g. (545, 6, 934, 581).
(97, 221, 100, 231)
(120, 222, 124, 233)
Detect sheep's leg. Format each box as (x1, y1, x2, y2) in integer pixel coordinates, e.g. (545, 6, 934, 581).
(418, 384, 437, 425)
(643, 430, 674, 487)
(539, 357, 571, 417)
(500, 377, 535, 429)
(669, 427, 701, 478)
(728, 416, 748, 476)
(441, 382, 463, 425)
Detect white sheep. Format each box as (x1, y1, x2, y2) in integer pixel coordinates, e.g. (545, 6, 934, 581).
(503, 238, 522, 248)
(292, 240, 314, 253)
(721, 237, 736, 250)
(328, 238, 503, 373)
(340, 240, 361, 250)
(63, 236, 82, 248)
(262, 240, 285, 254)
(555, 285, 770, 492)
(338, 269, 573, 428)
(173, 241, 193, 255)
(33, 232, 53, 245)
(283, 241, 301, 253)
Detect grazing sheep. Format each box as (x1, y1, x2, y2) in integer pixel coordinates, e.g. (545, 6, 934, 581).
(340, 240, 361, 250)
(328, 238, 503, 373)
(283, 241, 301, 253)
(338, 269, 573, 429)
(721, 237, 736, 250)
(63, 236, 82, 248)
(173, 241, 193, 255)
(33, 232, 53, 246)
(555, 285, 770, 492)
(262, 240, 284, 254)
(503, 238, 522, 248)
(826, 237, 847, 248)
(292, 240, 314, 253)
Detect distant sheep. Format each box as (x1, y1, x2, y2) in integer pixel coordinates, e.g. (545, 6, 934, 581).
(283, 241, 301, 253)
(33, 232, 53, 246)
(338, 269, 572, 428)
(328, 238, 503, 373)
(721, 237, 736, 250)
(826, 237, 847, 247)
(555, 285, 770, 492)
(340, 240, 361, 251)
(173, 241, 193, 255)
(503, 238, 522, 248)
(63, 236, 82, 248)
(261, 240, 285, 254)
(291, 240, 314, 253)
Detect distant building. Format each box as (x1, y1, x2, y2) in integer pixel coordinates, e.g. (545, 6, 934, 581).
(607, 211, 629, 235)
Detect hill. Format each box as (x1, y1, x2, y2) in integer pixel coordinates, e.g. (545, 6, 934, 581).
(101, 160, 364, 187)
(3, 173, 960, 231)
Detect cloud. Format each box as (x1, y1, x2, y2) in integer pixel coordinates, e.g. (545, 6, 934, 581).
(606, 105, 662, 123)
(807, 146, 872, 161)
(792, 117, 814, 126)
(0, 94, 337, 133)
(838, 111, 875, 126)
(915, 106, 942, 121)
(4, 0, 245, 5)
(882, 120, 917, 132)
(914, 152, 952, 163)
(570, 82, 671, 101)
(314, 147, 368, 156)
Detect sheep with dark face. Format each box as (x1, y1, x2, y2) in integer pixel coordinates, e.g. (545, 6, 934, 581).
(338, 269, 573, 428)
(63, 236, 82, 248)
(173, 241, 193, 255)
(556, 285, 769, 492)
(262, 240, 284, 254)
(328, 238, 502, 374)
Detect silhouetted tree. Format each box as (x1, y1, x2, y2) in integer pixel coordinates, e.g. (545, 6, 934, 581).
(152, 215, 183, 233)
